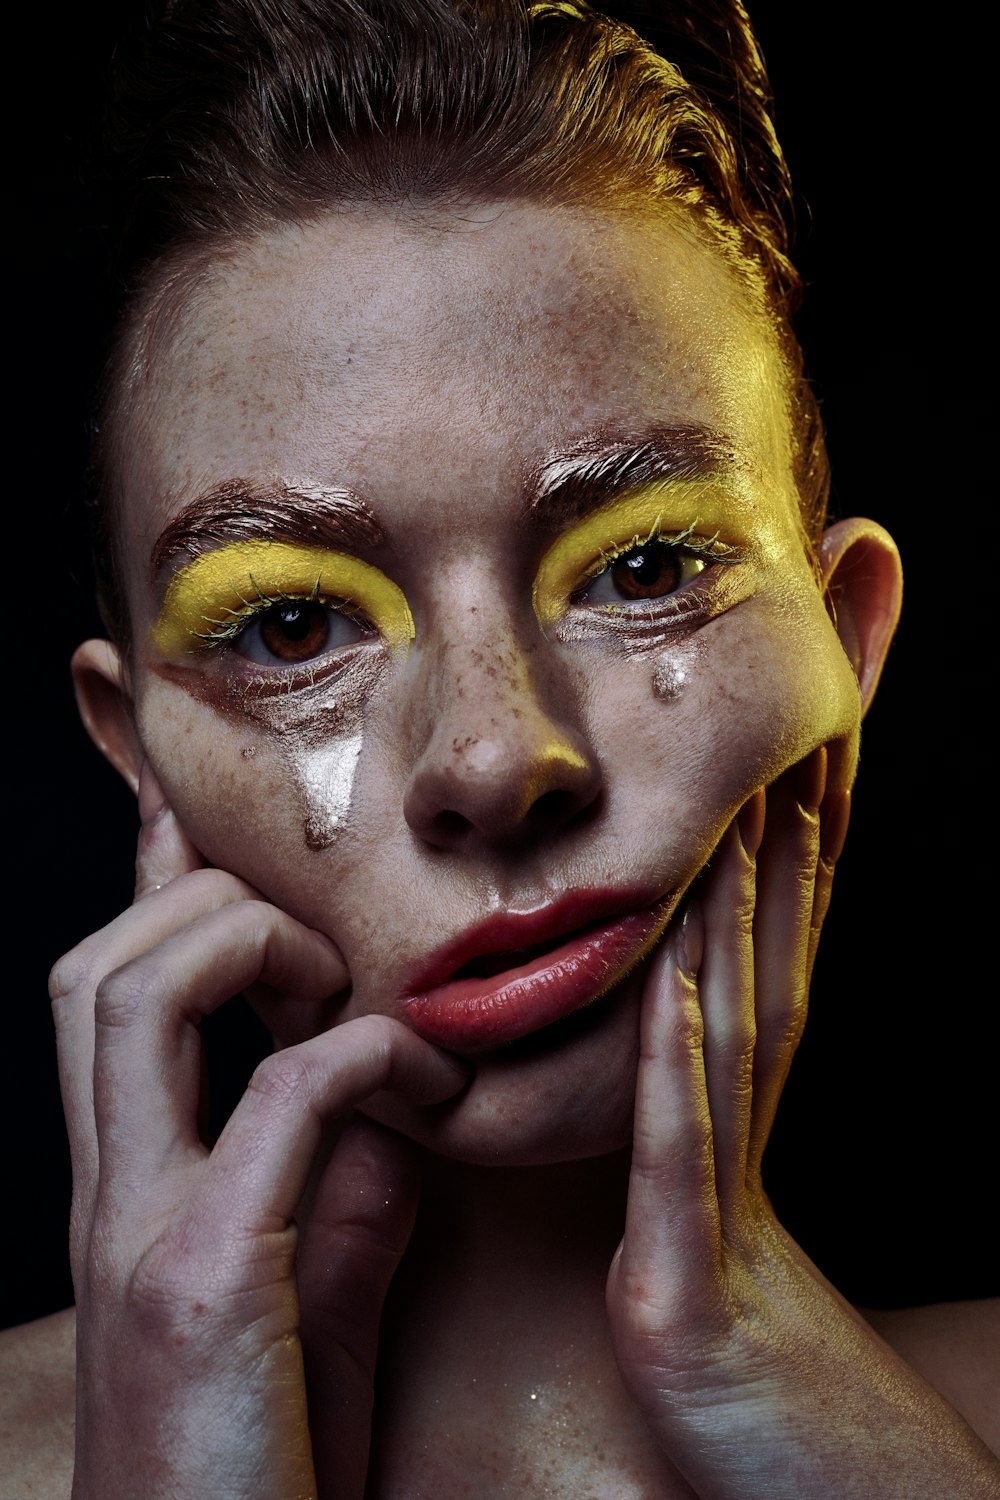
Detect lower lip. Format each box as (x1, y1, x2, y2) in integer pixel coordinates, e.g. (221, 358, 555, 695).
(402, 904, 670, 1052)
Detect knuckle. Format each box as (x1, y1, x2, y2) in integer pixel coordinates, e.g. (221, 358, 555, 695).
(94, 961, 167, 1031)
(229, 897, 275, 941)
(49, 945, 95, 1005)
(712, 1025, 755, 1075)
(226, 899, 288, 968)
(757, 1009, 804, 1061)
(247, 1049, 313, 1110)
(733, 893, 756, 938)
(346, 1012, 399, 1062)
(667, 1002, 705, 1061)
(126, 1244, 223, 1342)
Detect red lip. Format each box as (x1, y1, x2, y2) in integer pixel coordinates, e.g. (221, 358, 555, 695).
(401, 888, 673, 1052)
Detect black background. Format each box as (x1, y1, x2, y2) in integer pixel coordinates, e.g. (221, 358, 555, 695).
(6, 4, 993, 1330)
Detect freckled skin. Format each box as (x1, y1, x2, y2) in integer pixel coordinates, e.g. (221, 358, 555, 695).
(123, 201, 861, 1165)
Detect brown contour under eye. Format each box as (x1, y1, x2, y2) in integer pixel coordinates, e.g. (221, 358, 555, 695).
(150, 540, 415, 657)
(531, 482, 739, 629)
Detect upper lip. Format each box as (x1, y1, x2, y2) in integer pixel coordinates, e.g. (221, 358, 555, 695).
(402, 884, 667, 997)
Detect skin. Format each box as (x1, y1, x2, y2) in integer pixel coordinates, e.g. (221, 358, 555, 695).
(82, 203, 873, 1162)
(17, 200, 997, 1495)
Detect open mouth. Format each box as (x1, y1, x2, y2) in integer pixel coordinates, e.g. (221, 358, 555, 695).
(401, 890, 674, 1053)
(451, 931, 589, 980)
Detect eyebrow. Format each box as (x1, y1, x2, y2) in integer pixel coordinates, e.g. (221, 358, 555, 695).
(149, 478, 386, 579)
(526, 425, 743, 531)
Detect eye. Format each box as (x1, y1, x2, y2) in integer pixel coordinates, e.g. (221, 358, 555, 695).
(579, 541, 706, 605)
(152, 542, 415, 660)
(233, 599, 370, 665)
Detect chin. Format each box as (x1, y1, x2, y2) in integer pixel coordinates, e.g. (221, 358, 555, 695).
(361, 968, 644, 1166)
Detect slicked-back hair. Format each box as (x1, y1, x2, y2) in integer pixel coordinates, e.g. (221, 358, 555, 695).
(94, 0, 828, 646)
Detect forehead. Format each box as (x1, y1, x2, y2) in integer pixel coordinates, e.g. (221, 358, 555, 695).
(125, 201, 795, 558)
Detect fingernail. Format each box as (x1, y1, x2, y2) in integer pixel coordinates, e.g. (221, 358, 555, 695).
(737, 789, 766, 859)
(820, 788, 851, 864)
(678, 902, 703, 978)
(793, 745, 827, 814)
(137, 761, 167, 826)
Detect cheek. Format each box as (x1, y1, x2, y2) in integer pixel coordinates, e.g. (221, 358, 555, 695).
(586, 593, 860, 841)
(132, 664, 383, 912)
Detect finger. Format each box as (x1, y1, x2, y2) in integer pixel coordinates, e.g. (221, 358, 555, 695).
(52, 866, 267, 1142)
(806, 788, 851, 987)
(135, 760, 205, 899)
(698, 798, 760, 1217)
(615, 913, 721, 1326)
(747, 748, 825, 1178)
(200, 1015, 468, 1236)
(50, 868, 265, 1256)
(299, 1117, 420, 1500)
(90, 902, 350, 1200)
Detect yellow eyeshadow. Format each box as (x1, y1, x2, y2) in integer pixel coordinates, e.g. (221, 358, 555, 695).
(151, 540, 414, 656)
(531, 480, 725, 629)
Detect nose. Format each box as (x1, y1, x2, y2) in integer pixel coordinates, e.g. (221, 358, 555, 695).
(402, 622, 602, 851)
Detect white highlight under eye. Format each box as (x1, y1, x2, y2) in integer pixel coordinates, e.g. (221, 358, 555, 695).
(653, 658, 687, 700)
(300, 733, 364, 851)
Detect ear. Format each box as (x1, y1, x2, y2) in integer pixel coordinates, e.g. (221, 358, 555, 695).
(818, 518, 902, 718)
(71, 639, 144, 795)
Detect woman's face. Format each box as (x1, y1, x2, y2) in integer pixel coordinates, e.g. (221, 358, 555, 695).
(111, 201, 863, 1163)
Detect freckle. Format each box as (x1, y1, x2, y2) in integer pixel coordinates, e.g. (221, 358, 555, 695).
(653, 657, 687, 700)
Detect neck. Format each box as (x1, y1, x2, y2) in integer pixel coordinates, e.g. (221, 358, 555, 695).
(369, 1150, 687, 1495)
(377, 1150, 631, 1426)
(419, 1148, 630, 1260)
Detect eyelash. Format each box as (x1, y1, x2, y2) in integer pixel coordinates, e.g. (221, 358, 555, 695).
(575, 521, 740, 597)
(173, 518, 739, 667)
(188, 579, 369, 650)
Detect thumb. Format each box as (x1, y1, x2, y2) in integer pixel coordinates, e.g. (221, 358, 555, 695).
(134, 759, 204, 900)
(298, 1116, 421, 1500)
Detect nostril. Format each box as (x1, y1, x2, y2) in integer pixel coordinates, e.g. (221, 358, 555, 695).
(433, 809, 472, 841)
(403, 707, 603, 849)
(528, 786, 599, 831)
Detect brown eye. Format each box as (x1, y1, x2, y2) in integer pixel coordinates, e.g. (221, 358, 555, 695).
(235, 600, 368, 665)
(580, 541, 707, 608)
(259, 602, 330, 660)
(609, 545, 682, 600)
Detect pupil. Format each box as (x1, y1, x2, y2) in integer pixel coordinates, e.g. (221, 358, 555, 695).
(611, 543, 680, 600)
(626, 551, 660, 584)
(258, 601, 331, 661)
(276, 605, 311, 641)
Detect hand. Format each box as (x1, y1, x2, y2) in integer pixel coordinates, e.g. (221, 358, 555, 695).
(606, 750, 999, 1498)
(50, 765, 469, 1500)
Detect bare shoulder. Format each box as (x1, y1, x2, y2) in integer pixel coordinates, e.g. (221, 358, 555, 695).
(862, 1299, 1000, 1453)
(0, 1306, 75, 1498)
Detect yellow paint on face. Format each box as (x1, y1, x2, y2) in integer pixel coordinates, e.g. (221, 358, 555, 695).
(531, 480, 732, 630)
(151, 540, 414, 656)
